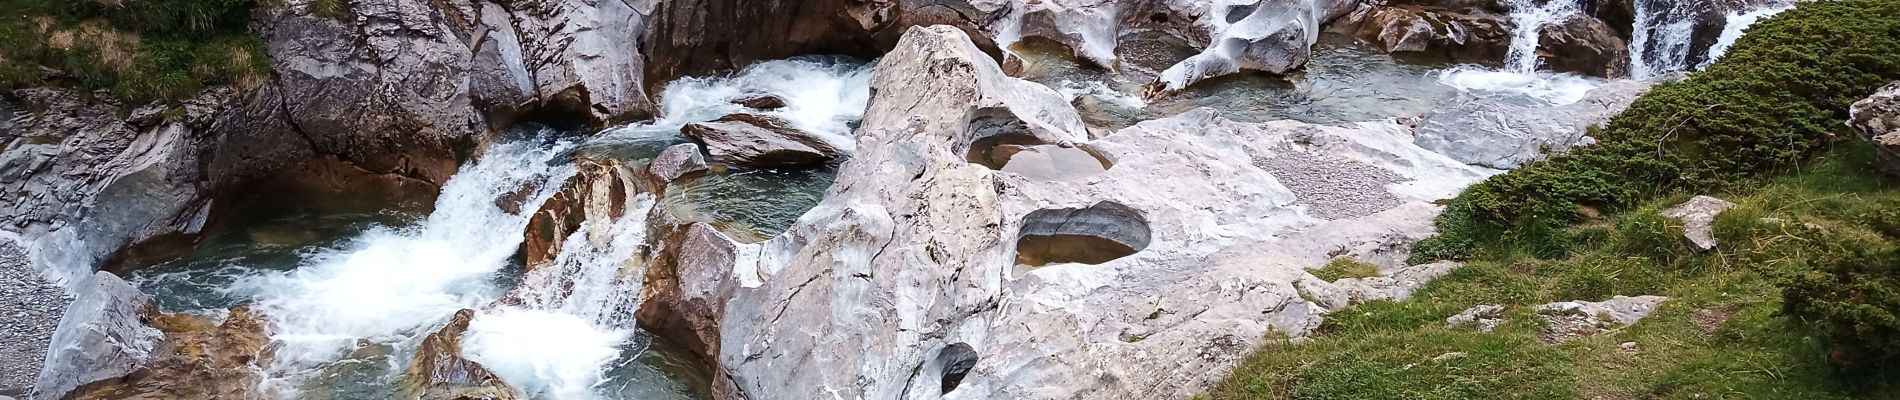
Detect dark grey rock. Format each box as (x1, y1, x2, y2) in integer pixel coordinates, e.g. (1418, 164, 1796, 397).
(682, 114, 847, 168)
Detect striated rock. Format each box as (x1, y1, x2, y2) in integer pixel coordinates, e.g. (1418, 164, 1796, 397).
(1537, 15, 1631, 78)
(1331, 4, 1513, 64)
(682, 114, 848, 169)
(684, 26, 1495, 399)
(66, 306, 272, 400)
(1537, 295, 1667, 343)
(1415, 78, 1657, 168)
(1661, 195, 1736, 251)
(401, 309, 519, 400)
(1850, 82, 1900, 175)
(1445, 304, 1505, 332)
(31, 272, 162, 400)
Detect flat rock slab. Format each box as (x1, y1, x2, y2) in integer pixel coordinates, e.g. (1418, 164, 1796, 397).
(682, 114, 846, 169)
(1537, 295, 1668, 343)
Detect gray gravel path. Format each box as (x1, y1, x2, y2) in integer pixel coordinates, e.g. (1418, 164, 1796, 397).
(1, 237, 70, 396)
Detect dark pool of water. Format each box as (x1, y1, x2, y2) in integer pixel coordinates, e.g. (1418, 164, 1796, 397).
(662, 165, 838, 243)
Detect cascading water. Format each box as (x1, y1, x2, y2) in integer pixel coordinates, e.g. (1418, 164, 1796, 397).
(1628, 0, 1699, 78)
(233, 136, 581, 394)
(1436, 0, 1602, 105)
(584, 57, 874, 160)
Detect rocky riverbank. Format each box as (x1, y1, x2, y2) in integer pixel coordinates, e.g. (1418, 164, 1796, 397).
(0, 236, 69, 397)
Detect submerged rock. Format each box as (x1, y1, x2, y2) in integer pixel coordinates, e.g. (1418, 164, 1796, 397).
(1661, 195, 1736, 251)
(1414, 78, 1657, 168)
(401, 309, 520, 400)
(1850, 82, 1900, 175)
(682, 114, 848, 169)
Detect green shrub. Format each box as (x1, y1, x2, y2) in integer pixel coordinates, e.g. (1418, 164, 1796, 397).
(1416, 0, 1900, 262)
(1776, 223, 1900, 368)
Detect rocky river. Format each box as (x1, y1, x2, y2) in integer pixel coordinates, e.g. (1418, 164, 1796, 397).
(0, 0, 1805, 398)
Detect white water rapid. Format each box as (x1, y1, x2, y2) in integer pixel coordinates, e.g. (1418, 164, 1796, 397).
(235, 137, 580, 395)
(1628, 0, 1700, 78)
(595, 57, 874, 151)
(1436, 0, 1602, 105)
(1698, 4, 1794, 70)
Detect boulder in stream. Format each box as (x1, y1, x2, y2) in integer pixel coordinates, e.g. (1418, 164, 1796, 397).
(401, 309, 520, 400)
(1850, 82, 1900, 176)
(682, 114, 848, 169)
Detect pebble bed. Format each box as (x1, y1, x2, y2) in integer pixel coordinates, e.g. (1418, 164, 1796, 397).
(0, 238, 70, 395)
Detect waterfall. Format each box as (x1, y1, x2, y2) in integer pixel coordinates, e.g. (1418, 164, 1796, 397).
(1435, 0, 1600, 105)
(462, 195, 659, 399)
(595, 57, 874, 151)
(235, 136, 580, 394)
(1500, 0, 1583, 73)
(1698, 4, 1794, 70)
(1628, 0, 1699, 78)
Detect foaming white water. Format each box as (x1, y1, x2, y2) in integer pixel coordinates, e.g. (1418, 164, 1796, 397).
(1435, 0, 1601, 105)
(1056, 80, 1148, 109)
(1698, 4, 1794, 70)
(1437, 66, 1602, 105)
(598, 57, 873, 150)
(235, 138, 579, 392)
(463, 194, 659, 399)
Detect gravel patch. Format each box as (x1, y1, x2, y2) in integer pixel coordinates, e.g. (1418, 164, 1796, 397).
(0, 237, 71, 396)
(1253, 149, 1403, 220)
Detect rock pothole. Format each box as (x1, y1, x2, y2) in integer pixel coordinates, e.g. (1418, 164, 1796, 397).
(1016, 202, 1151, 266)
(936, 343, 979, 394)
(964, 108, 1111, 181)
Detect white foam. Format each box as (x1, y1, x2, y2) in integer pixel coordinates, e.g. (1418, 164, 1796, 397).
(235, 137, 578, 392)
(1436, 66, 1603, 105)
(1055, 80, 1148, 109)
(599, 58, 874, 151)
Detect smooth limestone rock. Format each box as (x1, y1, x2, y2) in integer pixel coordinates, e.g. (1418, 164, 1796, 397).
(1414, 78, 1657, 168)
(1330, 3, 1512, 64)
(32, 272, 162, 400)
(401, 309, 520, 400)
(1850, 82, 1900, 175)
(1536, 295, 1668, 343)
(683, 114, 849, 169)
(1297, 261, 1463, 309)
(1661, 195, 1736, 251)
(1150, 0, 1360, 94)
(664, 26, 1496, 399)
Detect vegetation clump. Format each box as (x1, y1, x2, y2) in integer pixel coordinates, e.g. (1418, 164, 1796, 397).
(1309, 257, 1382, 282)
(0, 0, 267, 104)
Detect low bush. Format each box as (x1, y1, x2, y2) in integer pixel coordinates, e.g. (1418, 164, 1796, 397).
(0, 0, 266, 103)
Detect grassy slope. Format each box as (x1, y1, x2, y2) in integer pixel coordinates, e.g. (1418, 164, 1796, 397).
(1211, 0, 1900, 397)
(0, 0, 265, 104)
(1213, 144, 1899, 399)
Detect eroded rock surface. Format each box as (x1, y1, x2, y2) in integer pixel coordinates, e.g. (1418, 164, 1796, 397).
(66, 306, 272, 400)
(639, 26, 1498, 399)
(32, 272, 163, 400)
(1331, 4, 1512, 63)
(1415, 78, 1657, 168)
(1850, 82, 1900, 175)
(1298, 261, 1464, 309)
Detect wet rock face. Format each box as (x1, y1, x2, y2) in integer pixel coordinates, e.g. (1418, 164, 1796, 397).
(1332, 4, 1513, 64)
(1537, 15, 1631, 78)
(524, 159, 639, 271)
(1850, 82, 1900, 175)
(683, 114, 848, 169)
(31, 272, 163, 400)
(402, 309, 520, 400)
(643, 0, 895, 85)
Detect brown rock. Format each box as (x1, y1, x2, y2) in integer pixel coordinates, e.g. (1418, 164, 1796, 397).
(642, 0, 896, 88)
(734, 95, 788, 110)
(523, 159, 638, 271)
(1537, 15, 1631, 78)
(682, 114, 847, 168)
(1333, 4, 1513, 64)
(68, 306, 272, 400)
(636, 223, 742, 377)
(400, 309, 519, 400)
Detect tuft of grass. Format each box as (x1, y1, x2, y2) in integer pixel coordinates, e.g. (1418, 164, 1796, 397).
(1309, 257, 1381, 282)
(0, 0, 266, 104)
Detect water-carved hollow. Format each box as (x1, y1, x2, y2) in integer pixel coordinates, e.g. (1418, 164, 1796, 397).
(936, 343, 979, 394)
(963, 109, 1111, 181)
(1015, 202, 1151, 266)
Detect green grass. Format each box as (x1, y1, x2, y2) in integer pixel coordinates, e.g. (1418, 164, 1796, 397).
(1310, 257, 1382, 282)
(1212, 144, 1900, 399)
(0, 0, 267, 104)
